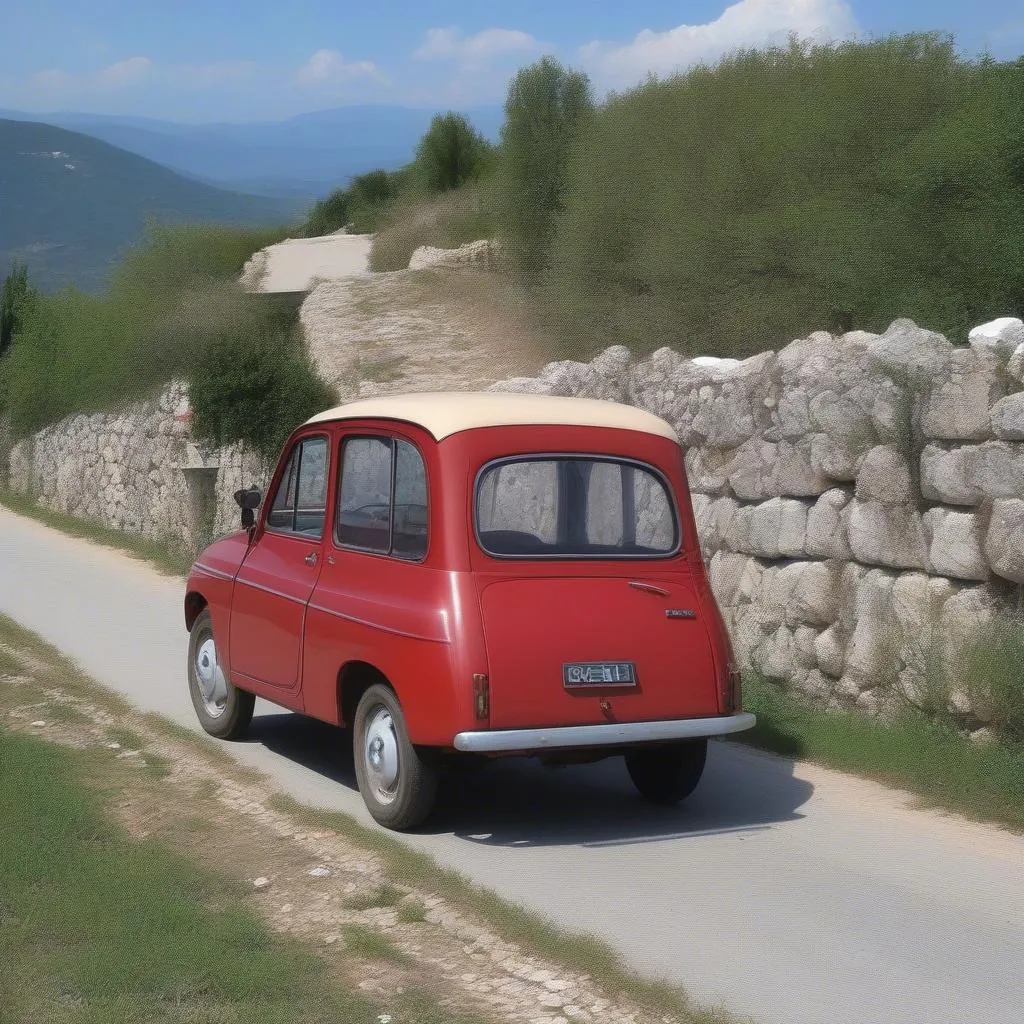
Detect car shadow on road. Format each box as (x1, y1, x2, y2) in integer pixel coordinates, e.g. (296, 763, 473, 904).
(243, 711, 813, 849)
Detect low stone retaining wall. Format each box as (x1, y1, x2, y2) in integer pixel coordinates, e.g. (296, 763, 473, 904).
(6, 382, 270, 552)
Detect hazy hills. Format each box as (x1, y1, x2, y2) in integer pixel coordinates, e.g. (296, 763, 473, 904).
(0, 119, 298, 292)
(0, 105, 504, 199)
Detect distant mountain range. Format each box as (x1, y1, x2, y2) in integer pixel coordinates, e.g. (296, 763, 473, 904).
(0, 119, 299, 292)
(0, 105, 505, 200)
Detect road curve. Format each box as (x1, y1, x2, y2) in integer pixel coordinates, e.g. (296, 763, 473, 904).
(1, 504, 1022, 1024)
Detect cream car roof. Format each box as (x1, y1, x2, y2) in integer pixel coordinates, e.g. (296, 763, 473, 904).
(303, 392, 679, 443)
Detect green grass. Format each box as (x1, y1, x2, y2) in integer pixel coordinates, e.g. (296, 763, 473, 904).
(740, 672, 1024, 832)
(0, 645, 24, 677)
(0, 728, 383, 1024)
(395, 898, 427, 924)
(343, 882, 407, 911)
(0, 487, 193, 577)
(339, 924, 411, 966)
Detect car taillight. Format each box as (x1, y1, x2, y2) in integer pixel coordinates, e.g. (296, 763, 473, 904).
(728, 663, 743, 713)
(473, 673, 489, 720)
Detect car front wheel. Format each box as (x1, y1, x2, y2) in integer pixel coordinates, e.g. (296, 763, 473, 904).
(353, 683, 439, 830)
(187, 609, 255, 740)
(625, 738, 708, 805)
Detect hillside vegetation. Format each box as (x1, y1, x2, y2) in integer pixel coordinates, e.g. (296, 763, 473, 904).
(0, 224, 333, 456)
(368, 34, 1024, 360)
(0, 120, 296, 292)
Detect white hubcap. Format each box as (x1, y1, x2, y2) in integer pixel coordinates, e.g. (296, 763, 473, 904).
(364, 708, 400, 802)
(195, 635, 228, 717)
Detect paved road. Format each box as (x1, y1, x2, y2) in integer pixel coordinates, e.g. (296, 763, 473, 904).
(2, 504, 1022, 1024)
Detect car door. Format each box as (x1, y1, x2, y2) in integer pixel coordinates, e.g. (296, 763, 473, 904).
(229, 432, 330, 695)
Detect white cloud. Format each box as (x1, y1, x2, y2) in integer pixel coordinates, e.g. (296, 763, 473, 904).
(580, 0, 859, 89)
(28, 56, 152, 95)
(414, 26, 543, 63)
(296, 49, 381, 85)
(95, 56, 152, 88)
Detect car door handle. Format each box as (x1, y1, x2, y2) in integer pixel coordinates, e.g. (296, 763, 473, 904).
(304, 552, 318, 566)
(628, 581, 669, 596)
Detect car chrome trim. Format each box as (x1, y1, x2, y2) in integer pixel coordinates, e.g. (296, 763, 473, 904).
(306, 601, 452, 644)
(192, 562, 234, 581)
(453, 712, 756, 752)
(233, 577, 309, 607)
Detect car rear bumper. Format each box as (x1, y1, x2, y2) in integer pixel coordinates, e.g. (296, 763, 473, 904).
(453, 711, 756, 753)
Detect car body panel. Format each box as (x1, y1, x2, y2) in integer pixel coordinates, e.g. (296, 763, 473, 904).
(185, 401, 748, 752)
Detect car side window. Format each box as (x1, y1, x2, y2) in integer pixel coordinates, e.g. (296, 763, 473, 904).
(336, 436, 428, 560)
(266, 435, 329, 538)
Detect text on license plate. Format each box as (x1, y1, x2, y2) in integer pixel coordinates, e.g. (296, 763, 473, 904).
(562, 662, 637, 688)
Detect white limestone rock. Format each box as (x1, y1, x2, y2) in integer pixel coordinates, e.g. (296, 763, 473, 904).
(984, 499, 1024, 584)
(922, 508, 989, 582)
(845, 499, 930, 571)
(990, 393, 1024, 441)
(855, 445, 914, 504)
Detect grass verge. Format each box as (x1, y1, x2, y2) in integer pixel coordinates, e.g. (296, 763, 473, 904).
(0, 613, 743, 1024)
(0, 486, 192, 577)
(739, 672, 1024, 833)
(0, 727, 385, 1024)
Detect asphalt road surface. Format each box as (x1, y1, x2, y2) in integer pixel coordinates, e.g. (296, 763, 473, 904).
(2, 504, 1022, 1024)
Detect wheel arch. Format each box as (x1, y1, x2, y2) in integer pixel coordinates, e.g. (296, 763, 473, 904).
(185, 590, 208, 631)
(337, 660, 394, 729)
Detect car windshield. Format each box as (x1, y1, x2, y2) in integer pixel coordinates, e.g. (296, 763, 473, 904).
(475, 457, 678, 558)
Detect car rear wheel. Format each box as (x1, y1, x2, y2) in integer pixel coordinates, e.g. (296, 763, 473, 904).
(353, 684, 439, 831)
(625, 738, 707, 805)
(187, 609, 255, 740)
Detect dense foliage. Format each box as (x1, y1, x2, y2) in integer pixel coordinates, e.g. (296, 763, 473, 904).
(299, 167, 415, 237)
(187, 323, 337, 461)
(494, 57, 594, 286)
(541, 35, 1024, 357)
(414, 112, 495, 194)
(0, 223, 320, 452)
(1, 261, 37, 359)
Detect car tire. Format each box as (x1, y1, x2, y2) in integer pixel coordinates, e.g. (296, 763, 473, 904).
(625, 738, 708, 805)
(187, 609, 255, 740)
(353, 683, 439, 831)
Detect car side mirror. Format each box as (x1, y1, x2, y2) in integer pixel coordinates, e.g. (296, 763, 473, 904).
(234, 488, 262, 530)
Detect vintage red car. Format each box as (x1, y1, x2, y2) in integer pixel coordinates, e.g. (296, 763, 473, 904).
(184, 392, 754, 829)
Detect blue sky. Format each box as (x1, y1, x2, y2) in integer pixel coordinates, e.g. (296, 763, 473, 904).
(3, 0, 1023, 122)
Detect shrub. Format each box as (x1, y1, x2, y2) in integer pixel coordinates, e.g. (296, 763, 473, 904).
(962, 614, 1024, 746)
(1, 223, 303, 438)
(495, 56, 594, 285)
(187, 327, 337, 462)
(299, 167, 414, 237)
(414, 112, 495, 194)
(1, 260, 38, 359)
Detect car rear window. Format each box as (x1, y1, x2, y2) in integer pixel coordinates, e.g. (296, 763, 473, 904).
(475, 457, 678, 558)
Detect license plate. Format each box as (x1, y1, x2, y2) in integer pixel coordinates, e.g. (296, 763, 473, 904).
(563, 661, 637, 688)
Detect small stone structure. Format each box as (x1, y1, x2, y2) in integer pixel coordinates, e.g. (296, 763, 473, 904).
(6, 310, 1023, 727)
(408, 238, 504, 272)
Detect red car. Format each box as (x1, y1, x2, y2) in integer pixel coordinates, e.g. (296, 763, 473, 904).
(184, 393, 754, 829)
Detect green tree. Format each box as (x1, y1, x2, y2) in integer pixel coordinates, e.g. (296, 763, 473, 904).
(1, 260, 37, 359)
(495, 56, 594, 284)
(414, 112, 493, 194)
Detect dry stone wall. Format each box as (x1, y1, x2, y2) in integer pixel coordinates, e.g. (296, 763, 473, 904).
(6, 382, 270, 553)
(5, 305, 1023, 729)
(491, 316, 1024, 730)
